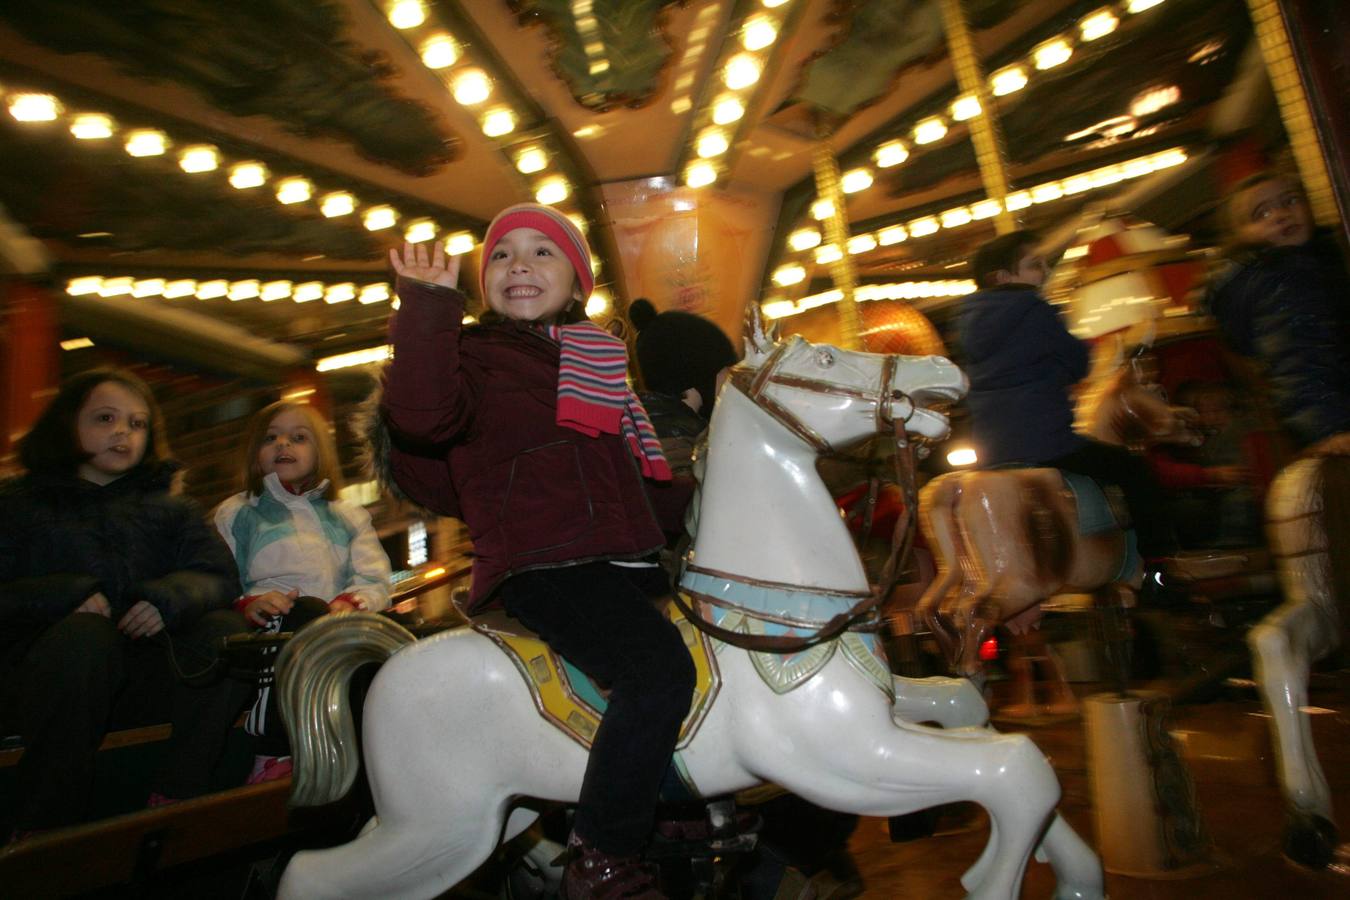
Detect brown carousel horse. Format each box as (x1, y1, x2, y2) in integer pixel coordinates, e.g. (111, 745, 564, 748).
(915, 341, 1199, 711)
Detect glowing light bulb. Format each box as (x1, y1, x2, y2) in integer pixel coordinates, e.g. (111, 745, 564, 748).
(293, 281, 324, 303)
(363, 206, 398, 231)
(261, 280, 293, 301)
(685, 161, 717, 188)
(741, 16, 777, 51)
(452, 69, 491, 105)
(814, 245, 842, 264)
(773, 264, 806, 286)
(535, 177, 570, 205)
(420, 34, 459, 69)
(811, 198, 835, 220)
(951, 94, 981, 121)
(697, 128, 729, 158)
(1080, 8, 1119, 41)
(712, 95, 745, 125)
(229, 162, 268, 189)
(481, 107, 516, 137)
(847, 234, 877, 255)
(875, 140, 909, 168)
(124, 129, 168, 157)
(359, 283, 391, 304)
(275, 177, 313, 205)
(723, 54, 761, 90)
(320, 191, 356, 217)
(878, 226, 908, 246)
(70, 113, 114, 139)
(443, 231, 475, 256)
(178, 144, 219, 173)
(9, 93, 60, 122)
(387, 0, 426, 30)
(1033, 38, 1073, 70)
(841, 168, 873, 194)
(325, 283, 356, 304)
(913, 117, 948, 145)
(788, 228, 821, 251)
(195, 279, 229, 300)
(990, 66, 1028, 96)
(404, 218, 437, 243)
(515, 146, 548, 174)
(162, 280, 197, 299)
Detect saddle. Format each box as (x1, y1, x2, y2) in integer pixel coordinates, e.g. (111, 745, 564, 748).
(467, 598, 721, 800)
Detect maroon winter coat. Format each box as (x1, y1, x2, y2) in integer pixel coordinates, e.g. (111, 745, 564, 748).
(381, 278, 690, 612)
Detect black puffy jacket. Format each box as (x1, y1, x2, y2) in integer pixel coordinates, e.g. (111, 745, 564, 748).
(1206, 233, 1350, 449)
(0, 462, 241, 632)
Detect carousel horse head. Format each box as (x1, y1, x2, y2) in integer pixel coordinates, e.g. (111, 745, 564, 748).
(738, 305, 968, 452)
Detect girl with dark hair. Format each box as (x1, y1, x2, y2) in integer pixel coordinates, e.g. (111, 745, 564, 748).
(0, 369, 248, 838)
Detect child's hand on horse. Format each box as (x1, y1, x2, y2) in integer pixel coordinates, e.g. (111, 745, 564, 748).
(390, 240, 460, 290)
(327, 595, 361, 615)
(244, 588, 300, 625)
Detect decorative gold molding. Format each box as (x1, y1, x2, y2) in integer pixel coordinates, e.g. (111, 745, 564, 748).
(811, 139, 861, 349)
(1245, 0, 1340, 226)
(938, 0, 1015, 234)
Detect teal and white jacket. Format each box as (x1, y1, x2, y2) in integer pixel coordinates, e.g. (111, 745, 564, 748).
(213, 472, 391, 612)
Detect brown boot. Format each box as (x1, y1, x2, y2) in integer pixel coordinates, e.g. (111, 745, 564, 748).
(560, 833, 666, 900)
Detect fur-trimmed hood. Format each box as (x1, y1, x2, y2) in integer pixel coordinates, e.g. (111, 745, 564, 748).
(352, 373, 459, 519)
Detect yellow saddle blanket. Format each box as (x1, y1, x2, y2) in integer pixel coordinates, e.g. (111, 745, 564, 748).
(470, 596, 722, 752)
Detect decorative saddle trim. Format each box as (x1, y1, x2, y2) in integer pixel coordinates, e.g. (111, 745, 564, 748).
(470, 599, 722, 759)
(707, 606, 894, 700)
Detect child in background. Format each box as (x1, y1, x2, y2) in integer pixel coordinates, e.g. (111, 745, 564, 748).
(214, 400, 391, 785)
(1205, 171, 1350, 450)
(379, 203, 695, 900)
(0, 369, 248, 837)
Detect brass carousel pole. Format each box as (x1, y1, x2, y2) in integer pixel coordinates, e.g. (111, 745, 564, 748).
(1245, 0, 1340, 226)
(938, 0, 1015, 235)
(811, 138, 862, 350)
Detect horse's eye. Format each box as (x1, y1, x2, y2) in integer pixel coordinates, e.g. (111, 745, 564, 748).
(816, 349, 835, 368)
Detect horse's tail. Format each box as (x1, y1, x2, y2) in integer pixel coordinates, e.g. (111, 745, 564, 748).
(276, 612, 417, 807)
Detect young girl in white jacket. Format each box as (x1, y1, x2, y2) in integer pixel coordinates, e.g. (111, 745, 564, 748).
(214, 400, 391, 783)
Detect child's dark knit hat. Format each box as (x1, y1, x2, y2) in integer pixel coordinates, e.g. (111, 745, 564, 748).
(629, 299, 739, 418)
(480, 203, 594, 300)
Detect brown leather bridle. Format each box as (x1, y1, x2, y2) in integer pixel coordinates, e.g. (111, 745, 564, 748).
(670, 342, 923, 653)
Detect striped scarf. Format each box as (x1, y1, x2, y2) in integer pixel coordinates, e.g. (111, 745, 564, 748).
(547, 322, 671, 481)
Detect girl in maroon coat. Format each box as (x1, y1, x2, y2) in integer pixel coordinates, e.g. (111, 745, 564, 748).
(382, 204, 694, 900)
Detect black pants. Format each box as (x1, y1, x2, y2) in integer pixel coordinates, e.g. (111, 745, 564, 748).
(500, 562, 696, 857)
(249, 596, 330, 756)
(3, 609, 251, 830)
(1044, 439, 1176, 558)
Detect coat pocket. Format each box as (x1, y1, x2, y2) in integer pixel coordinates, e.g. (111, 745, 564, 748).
(499, 440, 594, 559)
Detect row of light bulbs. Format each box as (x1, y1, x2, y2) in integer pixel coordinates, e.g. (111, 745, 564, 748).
(771, 147, 1190, 287)
(65, 274, 394, 305)
(682, 0, 795, 189)
(790, 0, 1171, 215)
(3, 85, 474, 247)
(761, 280, 979, 320)
(384, 0, 573, 207)
(64, 271, 617, 317)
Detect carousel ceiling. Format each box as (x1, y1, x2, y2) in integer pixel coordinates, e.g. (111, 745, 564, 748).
(0, 0, 1264, 372)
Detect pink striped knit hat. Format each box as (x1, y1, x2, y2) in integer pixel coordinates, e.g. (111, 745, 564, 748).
(479, 203, 594, 302)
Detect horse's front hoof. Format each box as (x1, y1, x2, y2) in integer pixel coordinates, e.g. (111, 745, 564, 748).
(1284, 811, 1338, 869)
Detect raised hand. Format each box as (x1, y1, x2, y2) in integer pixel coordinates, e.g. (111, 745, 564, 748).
(389, 240, 460, 289)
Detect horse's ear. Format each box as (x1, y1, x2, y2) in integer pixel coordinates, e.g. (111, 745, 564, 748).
(743, 302, 776, 363)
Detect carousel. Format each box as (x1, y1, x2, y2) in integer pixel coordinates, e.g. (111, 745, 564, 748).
(0, 1, 1347, 899)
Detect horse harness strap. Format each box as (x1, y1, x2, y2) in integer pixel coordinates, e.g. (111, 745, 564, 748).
(683, 351, 922, 654)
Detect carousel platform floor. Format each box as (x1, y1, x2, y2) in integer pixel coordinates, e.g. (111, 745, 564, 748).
(845, 675, 1350, 899)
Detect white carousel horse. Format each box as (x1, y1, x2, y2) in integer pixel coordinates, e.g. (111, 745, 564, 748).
(274, 318, 1105, 900)
(1253, 437, 1350, 867)
(916, 343, 1199, 691)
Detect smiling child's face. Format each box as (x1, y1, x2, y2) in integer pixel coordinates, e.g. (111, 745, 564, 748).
(257, 407, 319, 485)
(482, 227, 580, 322)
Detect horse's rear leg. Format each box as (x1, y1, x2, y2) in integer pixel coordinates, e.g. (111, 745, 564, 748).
(280, 804, 509, 900)
(1249, 600, 1339, 866)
